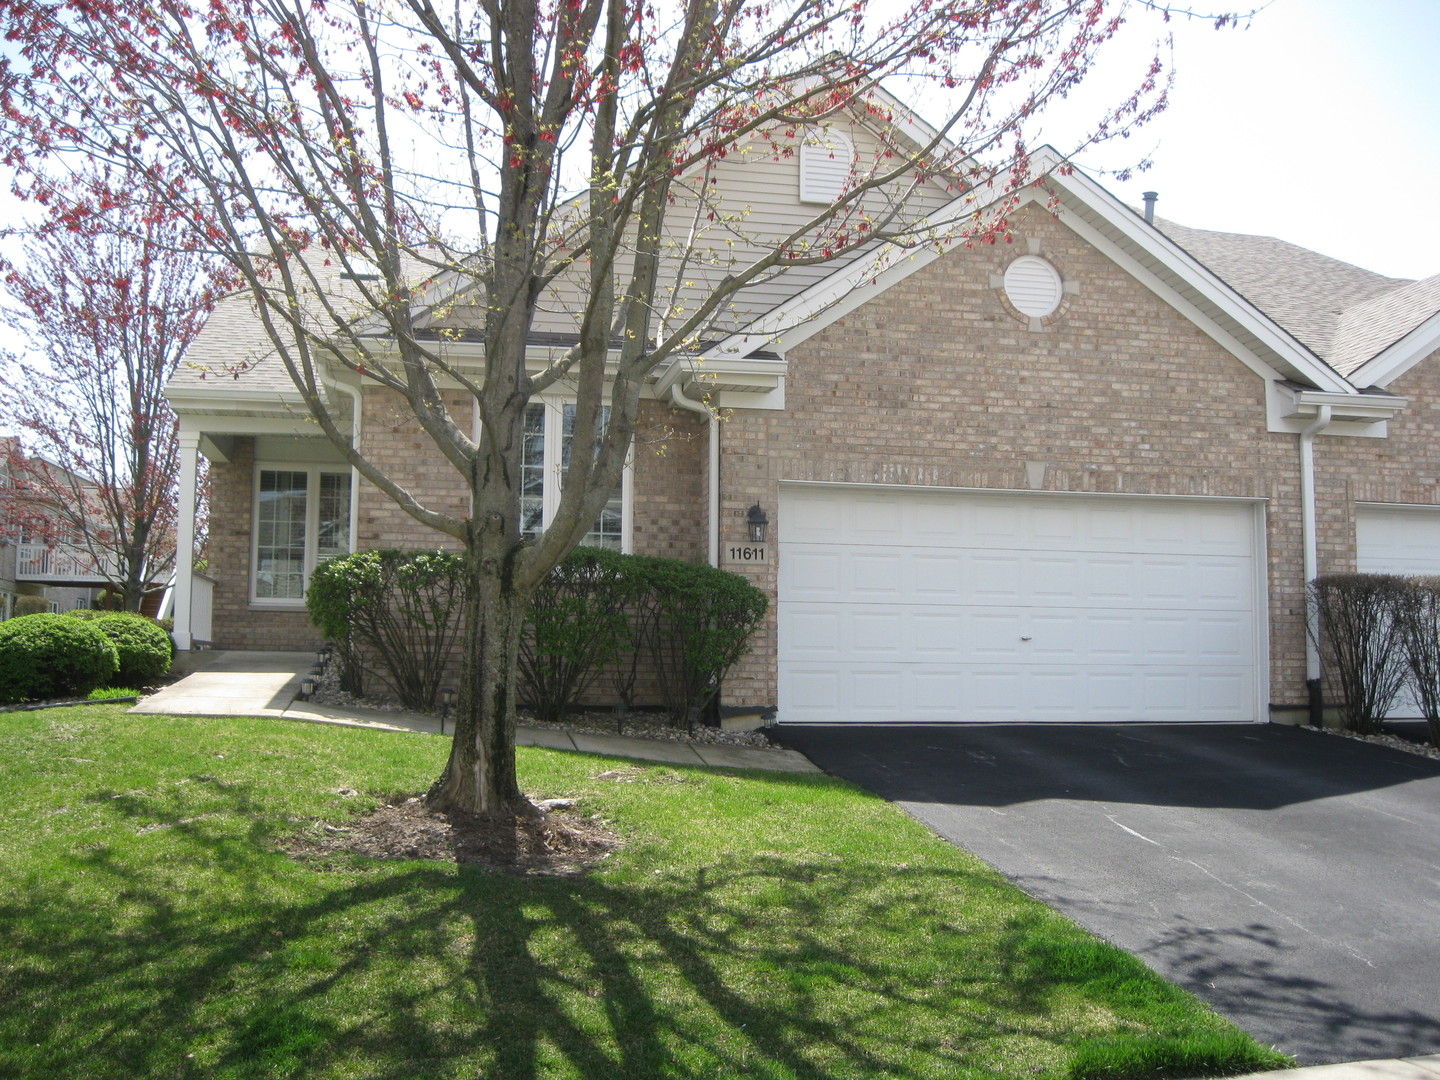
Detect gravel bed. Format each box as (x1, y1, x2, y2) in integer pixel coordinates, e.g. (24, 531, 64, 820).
(310, 673, 770, 748)
(1311, 724, 1440, 761)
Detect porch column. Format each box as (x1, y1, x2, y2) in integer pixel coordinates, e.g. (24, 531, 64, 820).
(173, 428, 200, 650)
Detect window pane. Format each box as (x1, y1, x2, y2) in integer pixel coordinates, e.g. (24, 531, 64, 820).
(562, 403, 622, 549)
(316, 472, 351, 562)
(256, 470, 307, 599)
(520, 403, 546, 541)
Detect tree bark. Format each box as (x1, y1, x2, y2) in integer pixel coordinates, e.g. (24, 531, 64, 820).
(426, 535, 533, 818)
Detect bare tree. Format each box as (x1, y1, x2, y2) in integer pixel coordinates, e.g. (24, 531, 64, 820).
(0, 0, 1241, 816)
(0, 186, 216, 611)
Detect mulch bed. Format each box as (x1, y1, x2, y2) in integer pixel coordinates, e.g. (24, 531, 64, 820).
(285, 793, 624, 876)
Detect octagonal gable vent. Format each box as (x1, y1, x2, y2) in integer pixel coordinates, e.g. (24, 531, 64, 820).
(1003, 255, 1064, 318)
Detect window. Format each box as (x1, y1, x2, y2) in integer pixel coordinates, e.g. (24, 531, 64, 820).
(520, 401, 628, 551)
(253, 467, 352, 603)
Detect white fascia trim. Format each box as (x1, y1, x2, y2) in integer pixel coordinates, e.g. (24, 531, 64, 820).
(1286, 387, 1408, 421)
(1346, 308, 1440, 388)
(167, 386, 307, 411)
(1047, 166, 1355, 395)
(652, 354, 787, 395)
(177, 413, 340, 438)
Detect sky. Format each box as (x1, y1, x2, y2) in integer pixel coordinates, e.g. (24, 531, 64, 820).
(0, 0, 1435, 283)
(1045, 0, 1440, 281)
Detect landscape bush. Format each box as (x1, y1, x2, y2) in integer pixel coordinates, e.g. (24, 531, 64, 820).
(307, 549, 467, 709)
(12, 595, 50, 617)
(1399, 577, 1440, 748)
(311, 546, 768, 726)
(66, 611, 174, 686)
(524, 551, 768, 727)
(633, 555, 768, 726)
(1310, 573, 1440, 743)
(520, 547, 641, 724)
(0, 613, 118, 703)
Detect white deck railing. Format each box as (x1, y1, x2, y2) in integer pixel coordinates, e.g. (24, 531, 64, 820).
(14, 543, 120, 584)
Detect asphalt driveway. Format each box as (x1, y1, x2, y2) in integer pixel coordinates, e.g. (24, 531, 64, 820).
(772, 722, 1440, 1065)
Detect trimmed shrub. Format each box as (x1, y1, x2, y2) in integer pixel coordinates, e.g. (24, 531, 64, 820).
(307, 550, 467, 709)
(13, 595, 50, 618)
(1311, 573, 1410, 734)
(633, 556, 768, 726)
(67, 611, 174, 686)
(0, 614, 118, 703)
(1399, 576, 1440, 748)
(520, 547, 642, 724)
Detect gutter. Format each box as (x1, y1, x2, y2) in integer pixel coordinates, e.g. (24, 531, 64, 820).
(1299, 404, 1332, 726)
(668, 382, 719, 567)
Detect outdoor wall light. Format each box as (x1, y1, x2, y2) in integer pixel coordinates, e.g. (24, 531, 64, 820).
(440, 687, 457, 736)
(747, 503, 769, 544)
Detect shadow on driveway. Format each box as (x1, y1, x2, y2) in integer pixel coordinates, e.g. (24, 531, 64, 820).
(773, 722, 1440, 1065)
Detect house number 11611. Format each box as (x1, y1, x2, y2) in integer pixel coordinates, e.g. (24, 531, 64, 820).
(727, 544, 767, 563)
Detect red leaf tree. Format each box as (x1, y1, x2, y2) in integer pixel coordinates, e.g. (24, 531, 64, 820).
(0, 182, 217, 612)
(0, 0, 1240, 815)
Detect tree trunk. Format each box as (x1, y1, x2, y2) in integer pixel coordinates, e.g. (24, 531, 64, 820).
(426, 539, 532, 818)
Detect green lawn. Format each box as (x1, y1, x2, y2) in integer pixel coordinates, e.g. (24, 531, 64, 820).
(0, 706, 1290, 1080)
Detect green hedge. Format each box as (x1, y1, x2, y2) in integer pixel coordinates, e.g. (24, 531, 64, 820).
(524, 550, 767, 726)
(309, 547, 768, 725)
(307, 550, 468, 709)
(66, 611, 174, 686)
(0, 614, 118, 703)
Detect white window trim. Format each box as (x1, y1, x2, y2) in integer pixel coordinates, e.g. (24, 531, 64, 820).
(250, 464, 355, 608)
(524, 397, 634, 554)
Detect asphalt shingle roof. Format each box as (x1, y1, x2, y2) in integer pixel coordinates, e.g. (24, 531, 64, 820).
(1153, 217, 1415, 364)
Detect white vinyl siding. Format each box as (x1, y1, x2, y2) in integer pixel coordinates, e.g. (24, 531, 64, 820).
(778, 485, 1264, 725)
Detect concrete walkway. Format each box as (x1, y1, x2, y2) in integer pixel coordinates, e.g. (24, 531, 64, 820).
(133, 651, 820, 774)
(1233, 1057, 1440, 1080)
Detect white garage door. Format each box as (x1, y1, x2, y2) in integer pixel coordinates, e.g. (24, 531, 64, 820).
(778, 485, 1263, 724)
(1356, 505, 1440, 575)
(1355, 505, 1440, 719)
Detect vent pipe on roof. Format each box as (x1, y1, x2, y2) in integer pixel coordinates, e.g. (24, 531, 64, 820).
(1142, 191, 1158, 224)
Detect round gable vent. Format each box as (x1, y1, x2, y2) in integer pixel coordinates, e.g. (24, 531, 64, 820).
(1003, 255, 1064, 318)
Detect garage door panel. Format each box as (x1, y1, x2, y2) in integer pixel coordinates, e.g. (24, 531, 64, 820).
(1355, 505, 1440, 718)
(912, 555, 966, 597)
(778, 487, 1261, 723)
(852, 553, 906, 596)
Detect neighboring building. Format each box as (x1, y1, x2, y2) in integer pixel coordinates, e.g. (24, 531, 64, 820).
(164, 129, 1440, 726)
(0, 438, 105, 616)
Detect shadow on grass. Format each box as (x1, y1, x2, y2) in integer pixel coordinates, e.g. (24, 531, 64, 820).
(0, 775, 1277, 1080)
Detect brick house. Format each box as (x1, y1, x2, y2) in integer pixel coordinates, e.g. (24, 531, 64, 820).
(165, 136, 1440, 726)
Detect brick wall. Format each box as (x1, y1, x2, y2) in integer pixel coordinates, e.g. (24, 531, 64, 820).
(720, 202, 1310, 710)
(206, 437, 324, 651)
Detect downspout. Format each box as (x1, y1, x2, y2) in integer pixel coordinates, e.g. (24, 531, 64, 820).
(1300, 405, 1332, 726)
(669, 381, 719, 567)
(329, 379, 363, 554)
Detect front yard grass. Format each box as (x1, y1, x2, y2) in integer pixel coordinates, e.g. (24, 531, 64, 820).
(0, 706, 1290, 1080)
